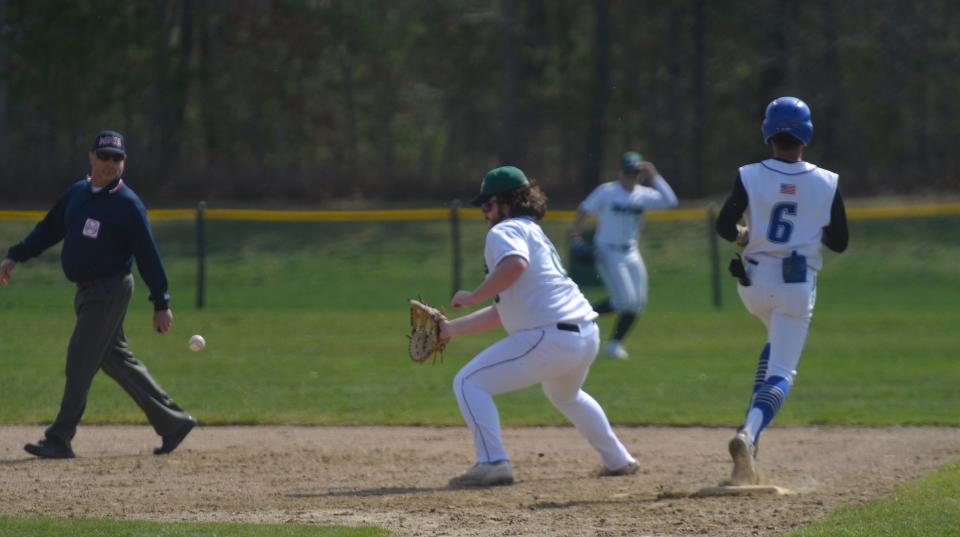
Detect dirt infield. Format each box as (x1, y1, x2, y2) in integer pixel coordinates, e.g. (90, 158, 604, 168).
(2, 425, 959, 536)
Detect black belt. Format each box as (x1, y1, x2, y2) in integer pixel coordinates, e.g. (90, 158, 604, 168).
(601, 244, 632, 252)
(75, 273, 128, 290)
(557, 323, 580, 333)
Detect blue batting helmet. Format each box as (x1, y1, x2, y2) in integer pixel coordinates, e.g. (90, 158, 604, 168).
(761, 96, 813, 145)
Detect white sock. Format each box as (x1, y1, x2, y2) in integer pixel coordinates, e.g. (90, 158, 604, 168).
(742, 408, 764, 444)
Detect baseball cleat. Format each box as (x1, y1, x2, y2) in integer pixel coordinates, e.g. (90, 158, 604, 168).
(24, 439, 75, 459)
(598, 460, 639, 477)
(728, 430, 760, 485)
(448, 460, 514, 488)
(603, 341, 629, 360)
(154, 416, 197, 455)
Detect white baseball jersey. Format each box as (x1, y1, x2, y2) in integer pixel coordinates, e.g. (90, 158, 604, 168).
(484, 217, 596, 333)
(740, 159, 838, 271)
(579, 176, 678, 247)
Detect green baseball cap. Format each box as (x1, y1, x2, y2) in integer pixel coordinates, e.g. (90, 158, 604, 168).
(471, 166, 530, 206)
(622, 151, 644, 171)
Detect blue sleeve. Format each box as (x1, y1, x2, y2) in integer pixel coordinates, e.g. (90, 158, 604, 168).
(128, 201, 170, 310)
(715, 174, 748, 242)
(822, 188, 848, 253)
(6, 194, 69, 262)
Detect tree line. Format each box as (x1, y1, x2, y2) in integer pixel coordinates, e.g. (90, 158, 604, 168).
(2, 0, 958, 205)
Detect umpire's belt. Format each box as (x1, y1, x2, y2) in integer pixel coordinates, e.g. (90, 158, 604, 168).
(75, 273, 127, 290)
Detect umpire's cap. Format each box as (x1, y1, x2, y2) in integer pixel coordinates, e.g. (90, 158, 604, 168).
(471, 166, 530, 206)
(91, 130, 126, 154)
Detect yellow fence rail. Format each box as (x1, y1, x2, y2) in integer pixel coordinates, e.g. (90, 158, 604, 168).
(4, 201, 958, 310)
(2, 203, 959, 223)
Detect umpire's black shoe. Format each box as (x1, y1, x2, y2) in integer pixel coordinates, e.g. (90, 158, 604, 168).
(24, 439, 75, 459)
(154, 416, 196, 455)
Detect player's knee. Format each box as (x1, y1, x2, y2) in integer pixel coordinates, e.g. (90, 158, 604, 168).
(610, 297, 642, 313)
(542, 386, 576, 407)
(453, 370, 470, 397)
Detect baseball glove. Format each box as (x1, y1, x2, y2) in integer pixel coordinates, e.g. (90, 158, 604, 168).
(570, 240, 595, 264)
(408, 299, 448, 364)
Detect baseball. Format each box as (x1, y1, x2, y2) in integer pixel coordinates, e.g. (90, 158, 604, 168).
(188, 334, 206, 352)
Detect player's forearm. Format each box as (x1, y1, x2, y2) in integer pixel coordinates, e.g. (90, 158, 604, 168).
(821, 189, 849, 253)
(466, 256, 527, 305)
(648, 176, 679, 209)
(8, 218, 64, 262)
(571, 209, 588, 240)
(445, 306, 501, 337)
(716, 175, 748, 242)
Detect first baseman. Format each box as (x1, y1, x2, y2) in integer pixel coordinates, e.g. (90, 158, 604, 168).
(715, 97, 848, 485)
(572, 152, 678, 359)
(0, 130, 196, 458)
(439, 166, 637, 487)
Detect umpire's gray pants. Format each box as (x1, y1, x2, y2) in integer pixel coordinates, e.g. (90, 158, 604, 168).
(46, 273, 192, 445)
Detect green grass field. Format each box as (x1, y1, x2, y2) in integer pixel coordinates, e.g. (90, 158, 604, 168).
(1, 214, 958, 535)
(786, 461, 960, 537)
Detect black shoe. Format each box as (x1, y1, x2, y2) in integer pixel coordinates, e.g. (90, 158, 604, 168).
(154, 416, 196, 455)
(24, 439, 75, 459)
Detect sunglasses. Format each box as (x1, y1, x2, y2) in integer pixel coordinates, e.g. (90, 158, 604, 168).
(95, 151, 125, 162)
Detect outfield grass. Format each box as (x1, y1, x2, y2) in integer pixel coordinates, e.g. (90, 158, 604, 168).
(786, 461, 960, 537)
(1, 216, 957, 426)
(1, 214, 958, 536)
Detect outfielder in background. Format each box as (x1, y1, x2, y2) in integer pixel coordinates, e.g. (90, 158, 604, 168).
(715, 97, 848, 485)
(571, 152, 678, 360)
(439, 166, 638, 487)
(0, 131, 196, 459)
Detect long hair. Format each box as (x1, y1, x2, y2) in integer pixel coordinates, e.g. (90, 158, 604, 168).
(497, 183, 548, 221)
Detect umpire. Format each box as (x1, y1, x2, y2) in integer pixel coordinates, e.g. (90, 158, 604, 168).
(0, 130, 196, 458)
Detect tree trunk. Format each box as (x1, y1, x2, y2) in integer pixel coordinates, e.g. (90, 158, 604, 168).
(197, 0, 219, 165)
(167, 0, 194, 163)
(581, 0, 611, 197)
(690, 0, 706, 197)
(499, 0, 518, 165)
(759, 0, 789, 98)
(149, 0, 194, 172)
(0, 0, 8, 171)
(332, 4, 359, 188)
(817, 0, 841, 168)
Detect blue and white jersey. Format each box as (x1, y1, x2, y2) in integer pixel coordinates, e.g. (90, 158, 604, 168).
(579, 177, 678, 247)
(484, 217, 597, 334)
(740, 159, 839, 271)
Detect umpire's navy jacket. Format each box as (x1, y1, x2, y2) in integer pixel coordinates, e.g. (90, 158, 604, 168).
(6, 177, 170, 310)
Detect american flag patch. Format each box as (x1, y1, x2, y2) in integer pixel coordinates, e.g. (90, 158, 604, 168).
(780, 183, 796, 195)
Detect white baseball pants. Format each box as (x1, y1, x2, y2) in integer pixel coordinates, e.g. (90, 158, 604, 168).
(737, 260, 818, 384)
(453, 321, 635, 471)
(594, 244, 648, 313)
